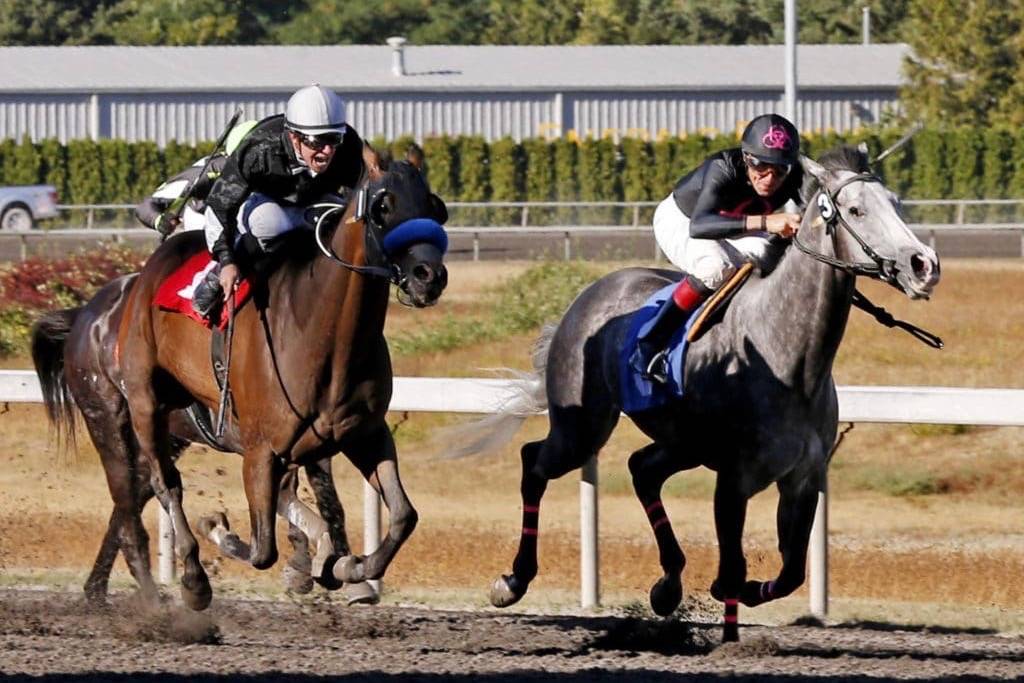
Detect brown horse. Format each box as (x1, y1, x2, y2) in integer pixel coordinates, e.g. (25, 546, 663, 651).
(32, 160, 448, 609)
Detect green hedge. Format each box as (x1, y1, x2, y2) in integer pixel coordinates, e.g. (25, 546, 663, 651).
(2, 128, 1023, 226)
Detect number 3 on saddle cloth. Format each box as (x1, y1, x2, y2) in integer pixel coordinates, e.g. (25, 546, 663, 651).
(152, 250, 253, 330)
(621, 263, 752, 413)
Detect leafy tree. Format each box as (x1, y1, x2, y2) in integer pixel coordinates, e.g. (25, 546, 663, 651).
(272, 0, 427, 45)
(92, 0, 252, 45)
(483, 0, 579, 45)
(38, 139, 68, 202)
(901, 0, 1021, 127)
(5, 136, 42, 185)
(412, 0, 491, 44)
(0, 0, 109, 45)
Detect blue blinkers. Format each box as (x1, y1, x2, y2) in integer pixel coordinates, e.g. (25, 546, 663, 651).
(381, 217, 449, 257)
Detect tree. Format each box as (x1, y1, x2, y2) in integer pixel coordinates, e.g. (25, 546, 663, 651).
(482, 0, 579, 45)
(272, 0, 427, 45)
(901, 0, 1021, 127)
(0, 0, 110, 45)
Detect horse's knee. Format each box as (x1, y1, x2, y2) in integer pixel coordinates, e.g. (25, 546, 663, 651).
(390, 505, 418, 539)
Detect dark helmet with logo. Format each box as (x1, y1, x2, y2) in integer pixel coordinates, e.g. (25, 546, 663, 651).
(741, 113, 800, 166)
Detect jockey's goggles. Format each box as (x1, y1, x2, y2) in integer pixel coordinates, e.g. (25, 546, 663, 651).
(743, 152, 791, 175)
(298, 131, 344, 151)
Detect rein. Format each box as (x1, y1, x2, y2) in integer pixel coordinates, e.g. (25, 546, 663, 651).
(793, 172, 943, 349)
(310, 200, 399, 283)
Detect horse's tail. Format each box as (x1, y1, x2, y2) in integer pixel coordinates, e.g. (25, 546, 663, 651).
(443, 323, 555, 458)
(30, 308, 81, 447)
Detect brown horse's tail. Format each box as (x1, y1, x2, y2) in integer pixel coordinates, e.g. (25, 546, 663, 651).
(31, 308, 81, 446)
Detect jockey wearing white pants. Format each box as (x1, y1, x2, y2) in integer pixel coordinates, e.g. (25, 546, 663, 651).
(638, 113, 806, 383)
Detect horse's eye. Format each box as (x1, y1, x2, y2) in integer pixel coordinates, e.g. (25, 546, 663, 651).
(848, 206, 863, 218)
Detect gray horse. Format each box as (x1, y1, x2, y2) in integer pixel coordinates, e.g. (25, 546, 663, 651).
(472, 145, 940, 642)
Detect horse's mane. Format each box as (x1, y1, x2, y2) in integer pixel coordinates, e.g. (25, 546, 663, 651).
(801, 144, 871, 199)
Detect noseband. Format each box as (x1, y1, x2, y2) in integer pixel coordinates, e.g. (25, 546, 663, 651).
(792, 173, 899, 286)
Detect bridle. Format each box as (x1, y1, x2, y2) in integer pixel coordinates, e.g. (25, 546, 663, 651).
(792, 172, 899, 286)
(310, 191, 400, 283)
(792, 171, 943, 349)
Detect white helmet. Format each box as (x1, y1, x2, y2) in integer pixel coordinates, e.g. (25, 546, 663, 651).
(285, 84, 347, 136)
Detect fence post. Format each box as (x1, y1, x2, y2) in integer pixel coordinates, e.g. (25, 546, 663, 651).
(809, 482, 829, 618)
(580, 456, 599, 609)
(521, 206, 529, 228)
(564, 231, 571, 261)
(473, 232, 480, 262)
(632, 204, 640, 228)
(364, 480, 382, 594)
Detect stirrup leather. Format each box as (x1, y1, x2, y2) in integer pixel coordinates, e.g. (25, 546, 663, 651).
(686, 262, 754, 343)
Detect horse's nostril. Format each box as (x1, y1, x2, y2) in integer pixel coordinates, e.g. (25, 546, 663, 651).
(910, 253, 930, 279)
(413, 264, 432, 282)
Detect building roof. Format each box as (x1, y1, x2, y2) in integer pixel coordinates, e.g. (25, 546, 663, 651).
(0, 44, 908, 93)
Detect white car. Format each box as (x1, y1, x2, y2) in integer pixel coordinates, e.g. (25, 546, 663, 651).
(0, 184, 60, 230)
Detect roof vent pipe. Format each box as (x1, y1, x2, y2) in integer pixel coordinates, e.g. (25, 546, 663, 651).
(387, 36, 407, 77)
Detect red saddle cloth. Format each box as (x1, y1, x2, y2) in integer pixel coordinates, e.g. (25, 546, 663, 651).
(152, 250, 252, 330)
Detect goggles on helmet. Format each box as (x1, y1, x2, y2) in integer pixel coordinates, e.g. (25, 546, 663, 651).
(743, 152, 791, 175)
(297, 131, 344, 151)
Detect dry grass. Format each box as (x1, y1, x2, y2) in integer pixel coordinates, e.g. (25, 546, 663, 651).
(0, 258, 1021, 632)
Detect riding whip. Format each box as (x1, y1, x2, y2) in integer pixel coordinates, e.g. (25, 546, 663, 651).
(215, 294, 236, 438)
(158, 107, 243, 241)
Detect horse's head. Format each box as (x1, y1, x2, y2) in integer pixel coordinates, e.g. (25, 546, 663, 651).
(800, 144, 940, 300)
(361, 159, 449, 307)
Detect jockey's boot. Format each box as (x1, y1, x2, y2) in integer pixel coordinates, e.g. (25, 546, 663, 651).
(191, 266, 224, 320)
(637, 274, 713, 384)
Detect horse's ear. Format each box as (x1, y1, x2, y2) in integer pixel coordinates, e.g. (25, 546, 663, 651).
(429, 193, 448, 224)
(857, 141, 869, 156)
(370, 190, 393, 226)
(800, 155, 828, 184)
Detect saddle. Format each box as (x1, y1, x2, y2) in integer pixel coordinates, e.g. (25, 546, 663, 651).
(620, 263, 754, 414)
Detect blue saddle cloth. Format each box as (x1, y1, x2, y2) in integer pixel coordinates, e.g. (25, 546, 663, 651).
(619, 283, 705, 414)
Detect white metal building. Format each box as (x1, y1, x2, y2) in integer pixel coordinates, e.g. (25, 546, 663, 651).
(0, 43, 907, 146)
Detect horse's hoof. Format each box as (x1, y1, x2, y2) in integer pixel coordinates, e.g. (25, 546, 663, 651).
(309, 532, 335, 580)
(181, 571, 213, 611)
(709, 580, 725, 602)
(283, 563, 314, 594)
(740, 580, 768, 607)
(649, 574, 683, 617)
(331, 554, 365, 584)
(197, 511, 229, 537)
(343, 581, 380, 606)
(489, 574, 526, 608)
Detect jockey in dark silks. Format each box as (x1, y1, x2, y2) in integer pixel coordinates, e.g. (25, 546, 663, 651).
(191, 84, 373, 319)
(134, 121, 257, 236)
(638, 113, 806, 383)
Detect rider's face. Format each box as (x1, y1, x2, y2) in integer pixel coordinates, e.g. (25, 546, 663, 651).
(289, 131, 341, 174)
(745, 156, 790, 197)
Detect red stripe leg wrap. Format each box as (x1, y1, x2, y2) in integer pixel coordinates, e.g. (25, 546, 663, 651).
(723, 598, 739, 624)
(644, 500, 671, 532)
(521, 503, 540, 538)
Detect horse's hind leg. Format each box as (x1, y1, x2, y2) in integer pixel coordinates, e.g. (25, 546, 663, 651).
(628, 443, 695, 616)
(81, 405, 160, 605)
(739, 468, 823, 608)
(127, 388, 211, 610)
(710, 470, 750, 642)
(491, 402, 620, 608)
(489, 438, 548, 608)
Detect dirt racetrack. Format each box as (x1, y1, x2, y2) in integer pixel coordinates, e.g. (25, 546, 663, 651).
(0, 589, 1021, 681)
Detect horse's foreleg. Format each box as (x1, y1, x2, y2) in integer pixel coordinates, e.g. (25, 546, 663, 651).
(740, 470, 823, 608)
(710, 471, 749, 643)
(305, 458, 350, 589)
(332, 427, 416, 585)
(242, 447, 281, 570)
(628, 443, 691, 617)
(490, 439, 548, 608)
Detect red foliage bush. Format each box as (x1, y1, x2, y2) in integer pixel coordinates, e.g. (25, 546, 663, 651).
(0, 247, 146, 311)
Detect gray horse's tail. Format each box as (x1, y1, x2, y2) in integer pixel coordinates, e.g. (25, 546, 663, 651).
(31, 308, 81, 447)
(443, 323, 555, 458)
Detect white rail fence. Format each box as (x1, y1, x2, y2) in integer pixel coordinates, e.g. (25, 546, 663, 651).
(2, 370, 1022, 616)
